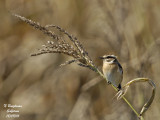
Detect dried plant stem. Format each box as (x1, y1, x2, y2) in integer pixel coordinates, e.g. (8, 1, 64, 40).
(95, 68, 144, 119)
(123, 97, 140, 117)
(89, 65, 155, 120)
(122, 78, 156, 117)
(12, 13, 155, 120)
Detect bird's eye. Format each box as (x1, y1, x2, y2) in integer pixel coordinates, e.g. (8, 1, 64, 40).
(105, 58, 115, 62)
(106, 59, 111, 62)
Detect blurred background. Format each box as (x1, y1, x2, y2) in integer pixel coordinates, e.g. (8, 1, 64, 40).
(0, 0, 160, 120)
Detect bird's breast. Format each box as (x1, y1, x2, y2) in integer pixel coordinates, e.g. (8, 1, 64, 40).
(103, 63, 123, 87)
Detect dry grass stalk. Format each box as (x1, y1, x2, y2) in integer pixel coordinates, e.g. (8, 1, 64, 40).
(13, 14, 60, 40)
(13, 13, 156, 120)
(116, 78, 156, 117)
(12, 13, 97, 72)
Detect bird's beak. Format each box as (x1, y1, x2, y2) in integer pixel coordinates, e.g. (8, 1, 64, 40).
(99, 56, 104, 59)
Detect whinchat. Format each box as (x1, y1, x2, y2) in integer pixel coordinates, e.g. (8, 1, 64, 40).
(100, 55, 123, 90)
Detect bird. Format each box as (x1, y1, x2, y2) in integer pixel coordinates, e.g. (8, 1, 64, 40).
(99, 55, 123, 90)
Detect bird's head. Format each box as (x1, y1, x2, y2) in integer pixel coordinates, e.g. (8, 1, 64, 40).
(99, 55, 117, 64)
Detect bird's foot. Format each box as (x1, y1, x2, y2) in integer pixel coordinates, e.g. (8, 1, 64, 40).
(107, 81, 111, 85)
